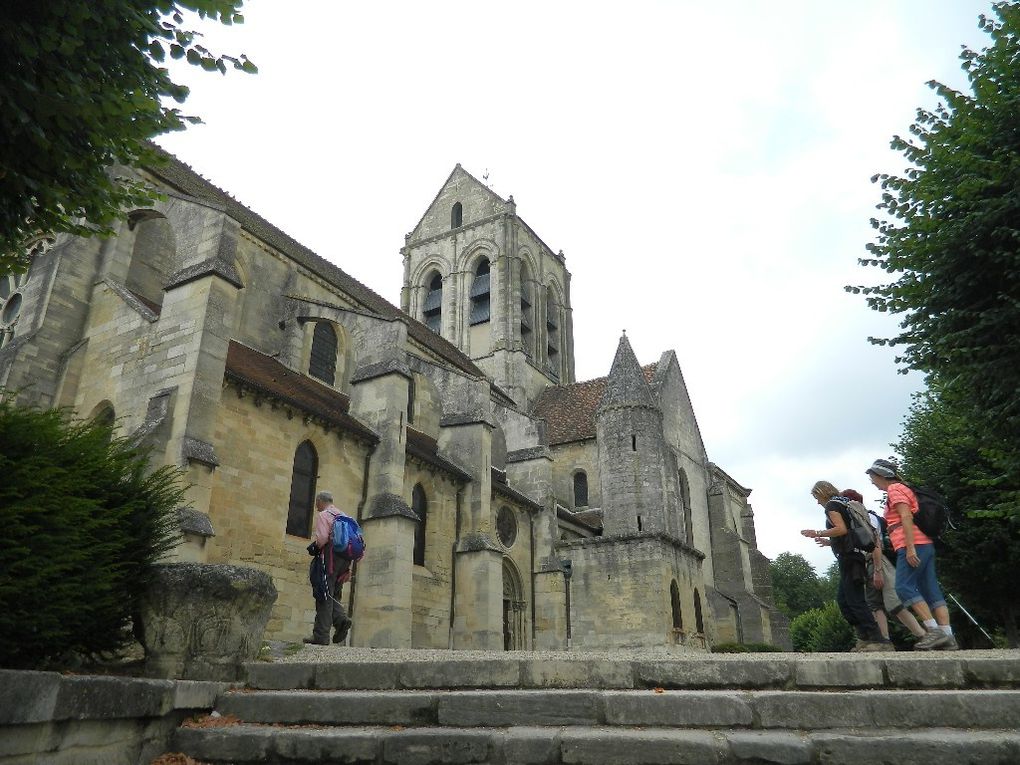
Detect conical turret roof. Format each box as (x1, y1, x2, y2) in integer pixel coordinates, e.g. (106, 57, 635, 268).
(597, 334, 655, 412)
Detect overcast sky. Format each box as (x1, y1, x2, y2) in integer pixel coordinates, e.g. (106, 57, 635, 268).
(156, 0, 994, 574)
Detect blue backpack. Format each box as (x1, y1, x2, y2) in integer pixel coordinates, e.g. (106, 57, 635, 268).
(331, 512, 366, 561)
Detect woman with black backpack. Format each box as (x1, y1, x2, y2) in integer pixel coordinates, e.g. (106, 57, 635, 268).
(801, 481, 894, 652)
(866, 459, 957, 651)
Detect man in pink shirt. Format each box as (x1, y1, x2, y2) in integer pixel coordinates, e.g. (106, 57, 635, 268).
(866, 459, 956, 651)
(304, 491, 353, 646)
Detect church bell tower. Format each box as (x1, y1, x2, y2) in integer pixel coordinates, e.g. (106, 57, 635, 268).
(400, 165, 575, 408)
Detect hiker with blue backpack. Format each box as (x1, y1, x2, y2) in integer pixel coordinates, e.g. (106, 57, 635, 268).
(865, 459, 957, 651)
(304, 490, 362, 646)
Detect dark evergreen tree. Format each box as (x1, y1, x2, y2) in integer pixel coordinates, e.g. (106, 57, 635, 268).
(0, 400, 184, 668)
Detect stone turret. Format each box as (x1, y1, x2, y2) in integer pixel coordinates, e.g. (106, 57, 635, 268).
(595, 334, 677, 537)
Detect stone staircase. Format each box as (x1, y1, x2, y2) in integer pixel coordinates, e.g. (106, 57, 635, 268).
(171, 650, 1020, 764)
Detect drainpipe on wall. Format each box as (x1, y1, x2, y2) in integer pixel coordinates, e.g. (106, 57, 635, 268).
(448, 484, 464, 650)
(529, 510, 536, 648)
(562, 558, 573, 650)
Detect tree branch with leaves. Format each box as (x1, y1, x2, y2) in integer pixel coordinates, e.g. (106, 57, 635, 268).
(0, 0, 256, 274)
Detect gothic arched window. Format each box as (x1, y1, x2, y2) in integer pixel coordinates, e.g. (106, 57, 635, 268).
(424, 272, 443, 334)
(573, 471, 588, 508)
(670, 579, 683, 630)
(309, 322, 338, 386)
(286, 441, 318, 537)
(412, 484, 427, 566)
(469, 258, 490, 325)
(451, 202, 463, 229)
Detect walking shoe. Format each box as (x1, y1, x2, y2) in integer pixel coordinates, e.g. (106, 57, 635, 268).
(935, 633, 959, 651)
(333, 618, 353, 644)
(859, 640, 896, 652)
(913, 627, 951, 651)
(302, 637, 329, 646)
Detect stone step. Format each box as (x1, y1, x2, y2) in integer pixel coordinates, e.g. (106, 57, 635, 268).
(245, 652, 1020, 691)
(173, 723, 1020, 765)
(216, 688, 1020, 730)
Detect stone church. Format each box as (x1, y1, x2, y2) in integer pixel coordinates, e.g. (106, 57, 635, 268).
(0, 153, 789, 651)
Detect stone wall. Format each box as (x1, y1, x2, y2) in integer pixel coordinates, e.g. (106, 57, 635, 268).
(557, 534, 706, 650)
(0, 670, 226, 765)
(207, 389, 372, 641)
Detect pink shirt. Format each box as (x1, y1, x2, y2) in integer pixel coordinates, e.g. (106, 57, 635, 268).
(884, 483, 932, 550)
(314, 505, 341, 548)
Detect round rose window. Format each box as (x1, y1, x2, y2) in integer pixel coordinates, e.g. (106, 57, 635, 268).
(0, 271, 29, 348)
(497, 506, 518, 548)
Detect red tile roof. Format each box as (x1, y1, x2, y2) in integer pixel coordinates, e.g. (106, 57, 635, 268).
(532, 364, 657, 445)
(223, 341, 378, 443)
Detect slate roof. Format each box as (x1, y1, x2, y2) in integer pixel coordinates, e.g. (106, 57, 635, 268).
(223, 341, 378, 443)
(405, 427, 472, 483)
(145, 149, 485, 380)
(532, 363, 658, 446)
(491, 468, 542, 511)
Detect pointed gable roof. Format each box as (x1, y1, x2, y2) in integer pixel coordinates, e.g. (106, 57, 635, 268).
(597, 334, 655, 412)
(406, 164, 510, 244)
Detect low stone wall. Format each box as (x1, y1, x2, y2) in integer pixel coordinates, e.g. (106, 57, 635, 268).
(0, 669, 229, 765)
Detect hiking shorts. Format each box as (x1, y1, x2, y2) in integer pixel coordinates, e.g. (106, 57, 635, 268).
(865, 555, 904, 615)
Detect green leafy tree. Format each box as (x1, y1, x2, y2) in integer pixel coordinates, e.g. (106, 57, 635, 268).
(0, 1, 256, 273)
(789, 601, 855, 653)
(895, 386, 1020, 647)
(850, 2, 1020, 522)
(818, 560, 840, 603)
(0, 399, 185, 668)
(768, 552, 826, 619)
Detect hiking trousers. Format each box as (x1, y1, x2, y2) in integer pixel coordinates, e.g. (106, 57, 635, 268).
(313, 555, 351, 643)
(836, 554, 884, 641)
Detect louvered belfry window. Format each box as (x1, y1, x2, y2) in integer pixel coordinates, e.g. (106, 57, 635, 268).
(546, 287, 559, 379)
(520, 276, 532, 354)
(469, 259, 490, 325)
(424, 272, 443, 334)
(309, 321, 338, 386)
(286, 441, 318, 537)
(451, 201, 463, 229)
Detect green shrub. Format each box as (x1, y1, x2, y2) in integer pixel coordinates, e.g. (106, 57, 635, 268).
(0, 399, 184, 668)
(711, 642, 782, 653)
(789, 601, 855, 652)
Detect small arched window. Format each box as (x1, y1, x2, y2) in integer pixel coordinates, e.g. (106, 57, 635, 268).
(423, 272, 443, 334)
(469, 258, 490, 325)
(412, 484, 427, 566)
(670, 580, 683, 630)
(573, 471, 588, 508)
(286, 441, 318, 537)
(451, 202, 463, 228)
(309, 322, 338, 386)
(545, 286, 559, 379)
(694, 588, 705, 634)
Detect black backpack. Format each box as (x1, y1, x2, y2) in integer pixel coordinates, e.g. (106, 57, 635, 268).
(907, 485, 951, 540)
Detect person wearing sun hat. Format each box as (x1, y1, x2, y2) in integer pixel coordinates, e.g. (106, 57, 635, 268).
(866, 459, 956, 651)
